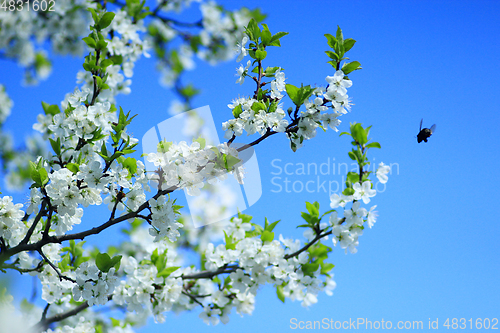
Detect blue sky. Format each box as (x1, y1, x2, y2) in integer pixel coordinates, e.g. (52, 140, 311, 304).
(2, 0, 500, 332)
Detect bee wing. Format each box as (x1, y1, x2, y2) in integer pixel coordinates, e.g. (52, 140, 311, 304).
(430, 124, 436, 134)
(419, 118, 423, 131)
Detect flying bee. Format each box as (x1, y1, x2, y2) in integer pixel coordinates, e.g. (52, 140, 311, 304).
(417, 118, 436, 143)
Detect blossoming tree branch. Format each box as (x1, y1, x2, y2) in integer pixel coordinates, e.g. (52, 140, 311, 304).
(0, 1, 390, 332)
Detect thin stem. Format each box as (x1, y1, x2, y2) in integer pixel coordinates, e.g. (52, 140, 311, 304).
(181, 291, 204, 307)
(32, 301, 90, 332)
(20, 198, 48, 245)
(181, 264, 240, 280)
(38, 249, 76, 283)
(90, 50, 101, 105)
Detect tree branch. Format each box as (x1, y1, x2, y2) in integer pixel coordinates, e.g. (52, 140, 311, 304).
(38, 249, 76, 283)
(181, 264, 240, 280)
(32, 301, 89, 332)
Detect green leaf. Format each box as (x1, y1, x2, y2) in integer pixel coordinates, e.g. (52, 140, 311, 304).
(96, 253, 122, 273)
(324, 33, 337, 49)
(239, 212, 253, 223)
(327, 60, 338, 69)
(39, 168, 48, 187)
(245, 18, 260, 42)
(29, 161, 47, 188)
(309, 243, 331, 260)
(320, 209, 336, 220)
(251, 66, 261, 75)
(341, 61, 362, 75)
(95, 253, 112, 272)
(98, 12, 115, 30)
(94, 75, 102, 88)
(255, 49, 267, 61)
(224, 231, 236, 250)
(122, 157, 137, 177)
(351, 123, 368, 145)
(260, 24, 272, 45)
(224, 154, 241, 171)
(100, 59, 113, 68)
(346, 171, 359, 185)
(157, 266, 180, 278)
(268, 39, 282, 47)
(276, 284, 285, 303)
(96, 39, 108, 51)
(110, 318, 121, 327)
(109, 55, 123, 65)
(82, 36, 96, 49)
(305, 201, 320, 218)
(264, 66, 281, 77)
(59, 254, 72, 272)
(336, 26, 344, 45)
(265, 219, 280, 232)
(267, 100, 278, 113)
(270, 31, 288, 46)
(300, 212, 318, 226)
(285, 84, 298, 103)
(287, 84, 315, 107)
(193, 137, 206, 149)
(179, 84, 200, 99)
(109, 255, 122, 271)
(49, 138, 61, 156)
(41, 101, 60, 116)
(344, 38, 356, 52)
(301, 212, 312, 224)
(264, 66, 283, 77)
(325, 50, 339, 61)
(251, 101, 266, 112)
(66, 163, 80, 174)
(342, 187, 355, 196)
(87, 8, 98, 25)
(157, 139, 173, 153)
(257, 88, 267, 101)
(232, 104, 243, 118)
(365, 142, 381, 149)
(301, 263, 320, 276)
(83, 63, 95, 72)
(261, 230, 274, 243)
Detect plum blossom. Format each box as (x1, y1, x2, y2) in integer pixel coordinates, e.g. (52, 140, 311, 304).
(376, 162, 390, 184)
(352, 181, 376, 204)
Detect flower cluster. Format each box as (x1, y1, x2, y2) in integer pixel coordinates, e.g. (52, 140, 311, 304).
(329, 179, 382, 254)
(148, 195, 182, 242)
(153, 1, 254, 87)
(0, 196, 24, 243)
(225, 53, 353, 152)
(112, 255, 184, 323)
(288, 70, 352, 150)
(147, 141, 242, 196)
(198, 2, 253, 64)
(200, 235, 335, 325)
(108, 216, 336, 327)
(0, 84, 13, 124)
(107, 10, 151, 77)
(73, 262, 119, 306)
(223, 97, 289, 139)
(74, 9, 151, 102)
(0, 0, 91, 84)
(34, 91, 116, 142)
